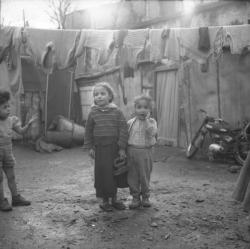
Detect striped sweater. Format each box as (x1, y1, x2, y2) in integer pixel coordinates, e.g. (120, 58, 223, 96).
(84, 104, 128, 149)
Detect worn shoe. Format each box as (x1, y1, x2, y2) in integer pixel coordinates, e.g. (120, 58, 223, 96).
(99, 202, 113, 212)
(141, 197, 151, 208)
(112, 201, 126, 210)
(129, 198, 141, 209)
(12, 195, 31, 206)
(0, 198, 12, 211)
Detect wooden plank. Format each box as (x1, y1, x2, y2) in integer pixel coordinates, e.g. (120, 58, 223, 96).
(155, 64, 179, 73)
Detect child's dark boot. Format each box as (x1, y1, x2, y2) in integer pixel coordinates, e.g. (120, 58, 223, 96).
(129, 197, 141, 209)
(12, 194, 31, 206)
(141, 197, 151, 208)
(0, 198, 12, 211)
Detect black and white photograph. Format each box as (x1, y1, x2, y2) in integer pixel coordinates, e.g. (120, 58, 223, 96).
(0, 0, 250, 248)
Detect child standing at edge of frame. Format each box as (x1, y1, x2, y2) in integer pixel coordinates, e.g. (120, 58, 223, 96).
(127, 94, 157, 209)
(84, 82, 128, 212)
(0, 90, 37, 211)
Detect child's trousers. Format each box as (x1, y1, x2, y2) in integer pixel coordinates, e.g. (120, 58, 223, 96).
(0, 144, 18, 201)
(127, 146, 153, 199)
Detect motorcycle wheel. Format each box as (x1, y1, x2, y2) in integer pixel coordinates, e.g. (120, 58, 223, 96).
(234, 135, 250, 166)
(186, 132, 205, 158)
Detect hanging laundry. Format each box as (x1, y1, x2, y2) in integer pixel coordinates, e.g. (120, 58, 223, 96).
(148, 29, 164, 62)
(24, 28, 80, 71)
(161, 28, 170, 57)
(117, 47, 134, 78)
(198, 27, 210, 52)
(212, 27, 225, 58)
(75, 30, 114, 57)
(164, 28, 181, 62)
(224, 25, 250, 54)
(123, 29, 148, 68)
(75, 30, 115, 74)
(0, 27, 23, 120)
(179, 27, 212, 64)
(0, 27, 14, 63)
(113, 30, 128, 48)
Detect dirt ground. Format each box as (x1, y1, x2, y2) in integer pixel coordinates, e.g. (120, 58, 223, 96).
(0, 143, 249, 249)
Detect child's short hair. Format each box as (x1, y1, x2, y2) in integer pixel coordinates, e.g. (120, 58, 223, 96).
(93, 82, 115, 103)
(134, 94, 153, 110)
(0, 90, 10, 105)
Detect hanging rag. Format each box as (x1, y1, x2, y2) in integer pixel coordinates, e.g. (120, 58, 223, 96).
(164, 28, 181, 62)
(113, 30, 134, 77)
(179, 27, 212, 64)
(123, 29, 148, 68)
(0, 27, 14, 63)
(224, 25, 250, 54)
(113, 30, 128, 48)
(212, 27, 225, 59)
(161, 28, 170, 58)
(198, 27, 210, 52)
(75, 30, 115, 74)
(24, 28, 80, 71)
(0, 27, 23, 119)
(148, 29, 165, 62)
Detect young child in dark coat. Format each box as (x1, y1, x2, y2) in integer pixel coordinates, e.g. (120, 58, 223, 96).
(84, 82, 128, 212)
(0, 90, 37, 211)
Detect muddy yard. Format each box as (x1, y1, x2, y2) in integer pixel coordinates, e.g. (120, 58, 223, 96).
(0, 144, 249, 249)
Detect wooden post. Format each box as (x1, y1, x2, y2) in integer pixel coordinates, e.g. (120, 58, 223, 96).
(68, 68, 75, 120)
(216, 59, 221, 118)
(44, 73, 49, 136)
(140, 65, 143, 93)
(185, 63, 192, 144)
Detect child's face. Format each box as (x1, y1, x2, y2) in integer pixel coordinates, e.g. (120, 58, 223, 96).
(93, 86, 111, 107)
(0, 101, 10, 120)
(135, 99, 150, 120)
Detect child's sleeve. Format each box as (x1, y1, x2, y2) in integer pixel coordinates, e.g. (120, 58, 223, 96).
(84, 112, 94, 149)
(117, 110, 128, 149)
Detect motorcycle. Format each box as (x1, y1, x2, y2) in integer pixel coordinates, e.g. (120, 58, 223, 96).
(186, 109, 250, 165)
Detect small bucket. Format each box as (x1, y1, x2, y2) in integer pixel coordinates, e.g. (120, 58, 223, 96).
(47, 116, 85, 147)
(45, 131, 73, 148)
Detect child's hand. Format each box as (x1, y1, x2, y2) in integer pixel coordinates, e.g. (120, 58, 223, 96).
(118, 149, 126, 159)
(28, 114, 38, 125)
(146, 112, 150, 119)
(146, 118, 157, 136)
(89, 148, 95, 159)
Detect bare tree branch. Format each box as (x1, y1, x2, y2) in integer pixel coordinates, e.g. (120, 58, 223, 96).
(47, 0, 72, 29)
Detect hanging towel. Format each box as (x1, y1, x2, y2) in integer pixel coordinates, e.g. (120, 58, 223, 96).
(224, 25, 250, 54)
(198, 27, 210, 52)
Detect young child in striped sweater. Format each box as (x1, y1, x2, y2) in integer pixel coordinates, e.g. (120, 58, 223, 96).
(84, 82, 128, 212)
